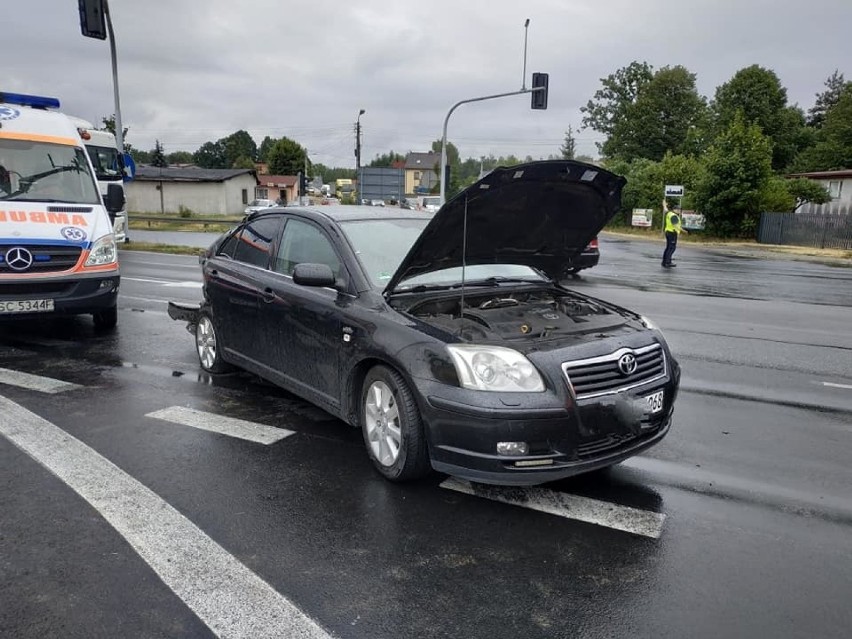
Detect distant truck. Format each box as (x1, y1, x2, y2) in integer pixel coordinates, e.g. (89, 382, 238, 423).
(67, 116, 128, 243)
(335, 178, 355, 200)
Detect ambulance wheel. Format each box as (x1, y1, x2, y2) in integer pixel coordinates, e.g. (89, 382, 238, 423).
(93, 305, 118, 331)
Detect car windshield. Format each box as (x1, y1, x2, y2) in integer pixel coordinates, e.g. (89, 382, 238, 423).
(398, 264, 548, 290)
(339, 217, 430, 287)
(0, 138, 100, 204)
(85, 144, 121, 181)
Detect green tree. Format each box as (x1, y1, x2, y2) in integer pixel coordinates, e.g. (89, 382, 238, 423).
(430, 140, 461, 196)
(232, 155, 256, 170)
(695, 113, 773, 237)
(368, 151, 406, 168)
(222, 130, 257, 167)
(166, 150, 193, 165)
(606, 65, 708, 161)
(807, 70, 850, 128)
(560, 126, 576, 159)
(267, 137, 310, 176)
(312, 164, 355, 183)
(787, 178, 832, 211)
(792, 85, 852, 171)
(129, 148, 150, 164)
(193, 141, 227, 168)
(581, 61, 654, 146)
(149, 140, 167, 168)
(258, 136, 276, 163)
(713, 65, 809, 171)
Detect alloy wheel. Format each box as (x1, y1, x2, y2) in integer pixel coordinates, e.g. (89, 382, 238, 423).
(364, 380, 402, 467)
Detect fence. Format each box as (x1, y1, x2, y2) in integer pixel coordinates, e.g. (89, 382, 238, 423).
(757, 212, 852, 250)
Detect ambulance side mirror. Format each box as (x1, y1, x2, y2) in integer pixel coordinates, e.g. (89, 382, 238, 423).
(105, 183, 125, 214)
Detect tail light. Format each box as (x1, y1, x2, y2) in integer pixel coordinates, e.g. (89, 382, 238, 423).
(586, 237, 599, 250)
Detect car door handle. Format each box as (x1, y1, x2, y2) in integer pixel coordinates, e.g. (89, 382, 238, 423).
(261, 287, 276, 303)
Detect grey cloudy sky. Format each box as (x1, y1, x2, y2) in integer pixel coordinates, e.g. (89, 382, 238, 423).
(5, 1, 850, 167)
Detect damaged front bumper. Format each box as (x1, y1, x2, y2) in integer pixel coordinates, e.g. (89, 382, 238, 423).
(167, 301, 200, 333)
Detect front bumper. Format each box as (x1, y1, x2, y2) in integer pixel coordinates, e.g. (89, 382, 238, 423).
(0, 271, 119, 320)
(417, 362, 680, 486)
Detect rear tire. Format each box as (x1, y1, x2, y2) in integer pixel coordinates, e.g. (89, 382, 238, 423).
(195, 312, 233, 373)
(93, 305, 118, 331)
(360, 365, 430, 482)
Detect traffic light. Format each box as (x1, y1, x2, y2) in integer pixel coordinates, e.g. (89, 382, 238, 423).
(78, 0, 107, 40)
(531, 72, 549, 110)
(300, 173, 309, 196)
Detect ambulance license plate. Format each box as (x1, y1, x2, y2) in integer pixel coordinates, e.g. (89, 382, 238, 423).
(0, 299, 55, 314)
(645, 390, 664, 414)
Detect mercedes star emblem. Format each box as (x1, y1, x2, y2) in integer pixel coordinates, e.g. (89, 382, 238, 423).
(5, 246, 34, 272)
(617, 352, 637, 376)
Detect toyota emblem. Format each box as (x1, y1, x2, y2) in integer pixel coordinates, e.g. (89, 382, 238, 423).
(5, 247, 34, 272)
(617, 352, 637, 376)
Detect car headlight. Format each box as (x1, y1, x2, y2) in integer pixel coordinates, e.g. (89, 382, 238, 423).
(85, 234, 117, 266)
(447, 345, 545, 392)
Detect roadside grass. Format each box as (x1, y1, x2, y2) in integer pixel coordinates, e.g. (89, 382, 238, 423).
(119, 242, 204, 256)
(128, 211, 241, 233)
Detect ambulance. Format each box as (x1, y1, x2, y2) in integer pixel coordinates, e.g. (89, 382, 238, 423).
(0, 92, 124, 330)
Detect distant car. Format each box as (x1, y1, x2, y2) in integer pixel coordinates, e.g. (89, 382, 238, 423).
(564, 237, 600, 275)
(419, 196, 441, 213)
(400, 198, 418, 210)
(370, 199, 385, 207)
(169, 160, 679, 486)
(244, 199, 276, 215)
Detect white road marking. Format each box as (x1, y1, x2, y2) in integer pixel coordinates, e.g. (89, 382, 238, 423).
(146, 406, 295, 445)
(0, 395, 331, 639)
(823, 382, 852, 390)
(123, 276, 202, 289)
(0, 367, 81, 394)
(119, 294, 168, 305)
(440, 477, 666, 539)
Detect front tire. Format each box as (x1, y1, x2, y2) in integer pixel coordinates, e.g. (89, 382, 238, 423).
(360, 365, 430, 482)
(93, 305, 118, 331)
(195, 312, 232, 373)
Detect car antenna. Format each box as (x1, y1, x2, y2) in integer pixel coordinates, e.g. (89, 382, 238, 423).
(459, 194, 468, 336)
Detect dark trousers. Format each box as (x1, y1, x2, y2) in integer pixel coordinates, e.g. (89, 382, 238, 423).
(662, 231, 678, 265)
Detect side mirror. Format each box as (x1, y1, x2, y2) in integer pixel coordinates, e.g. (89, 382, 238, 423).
(105, 183, 125, 214)
(292, 263, 336, 288)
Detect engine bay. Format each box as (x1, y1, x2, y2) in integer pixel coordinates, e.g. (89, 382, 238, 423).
(399, 289, 620, 341)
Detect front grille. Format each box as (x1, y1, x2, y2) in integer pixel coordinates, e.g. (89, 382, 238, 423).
(0, 281, 75, 296)
(0, 245, 82, 274)
(563, 343, 666, 399)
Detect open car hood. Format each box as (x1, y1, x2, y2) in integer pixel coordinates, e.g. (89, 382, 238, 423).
(384, 160, 626, 294)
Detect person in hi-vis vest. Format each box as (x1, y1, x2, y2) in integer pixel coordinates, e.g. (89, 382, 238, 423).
(662, 207, 687, 267)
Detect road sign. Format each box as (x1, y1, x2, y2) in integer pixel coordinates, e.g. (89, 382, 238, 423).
(665, 185, 685, 197)
(78, 0, 107, 40)
(122, 153, 136, 182)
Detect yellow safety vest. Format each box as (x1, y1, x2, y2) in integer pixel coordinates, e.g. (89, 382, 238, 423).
(665, 211, 682, 234)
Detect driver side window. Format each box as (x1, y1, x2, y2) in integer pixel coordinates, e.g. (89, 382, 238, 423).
(274, 218, 341, 278)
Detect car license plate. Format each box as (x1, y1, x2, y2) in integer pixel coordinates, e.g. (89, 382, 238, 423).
(645, 390, 664, 414)
(0, 299, 55, 314)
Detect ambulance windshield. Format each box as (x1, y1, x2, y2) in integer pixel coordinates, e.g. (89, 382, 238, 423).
(0, 139, 101, 204)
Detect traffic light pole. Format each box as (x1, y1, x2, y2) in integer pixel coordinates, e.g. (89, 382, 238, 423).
(104, 0, 123, 154)
(439, 86, 544, 206)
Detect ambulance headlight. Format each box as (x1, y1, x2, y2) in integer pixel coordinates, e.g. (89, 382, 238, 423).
(86, 235, 117, 266)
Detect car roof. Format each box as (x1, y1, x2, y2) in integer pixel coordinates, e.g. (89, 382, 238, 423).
(248, 204, 432, 224)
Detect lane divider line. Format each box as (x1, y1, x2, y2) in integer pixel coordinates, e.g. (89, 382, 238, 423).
(440, 477, 666, 539)
(823, 382, 852, 391)
(0, 367, 81, 394)
(146, 406, 295, 445)
(0, 394, 331, 639)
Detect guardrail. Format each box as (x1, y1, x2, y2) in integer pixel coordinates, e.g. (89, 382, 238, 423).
(128, 215, 242, 229)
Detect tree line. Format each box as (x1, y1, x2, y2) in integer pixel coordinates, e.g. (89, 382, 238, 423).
(579, 63, 850, 236)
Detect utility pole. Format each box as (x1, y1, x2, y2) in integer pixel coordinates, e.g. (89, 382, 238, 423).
(355, 108, 365, 178)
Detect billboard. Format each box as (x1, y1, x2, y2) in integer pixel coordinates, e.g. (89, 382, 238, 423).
(632, 209, 654, 227)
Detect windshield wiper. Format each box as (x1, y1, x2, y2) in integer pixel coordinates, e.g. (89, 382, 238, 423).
(8, 165, 86, 198)
(477, 276, 548, 285)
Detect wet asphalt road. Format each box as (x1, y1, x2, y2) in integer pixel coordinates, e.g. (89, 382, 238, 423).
(1, 235, 851, 638)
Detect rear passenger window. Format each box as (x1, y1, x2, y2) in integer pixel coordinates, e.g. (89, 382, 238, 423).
(216, 229, 240, 259)
(232, 217, 280, 268)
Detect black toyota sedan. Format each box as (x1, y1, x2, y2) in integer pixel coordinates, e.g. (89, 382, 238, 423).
(169, 161, 680, 486)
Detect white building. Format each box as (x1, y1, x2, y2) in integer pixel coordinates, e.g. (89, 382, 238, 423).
(789, 169, 852, 215)
(125, 166, 259, 215)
